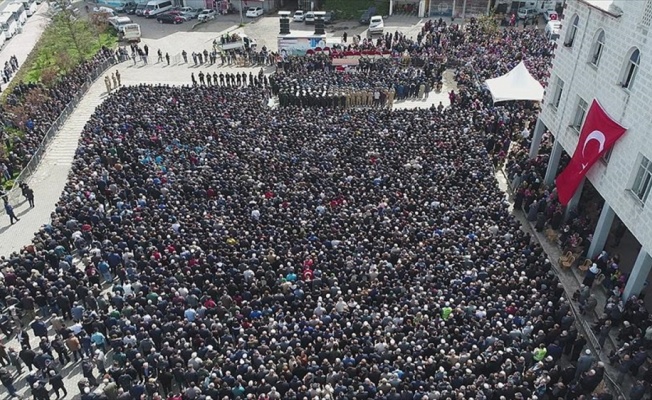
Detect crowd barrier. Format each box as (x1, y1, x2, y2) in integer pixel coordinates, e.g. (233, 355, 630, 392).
(1, 57, 119, 212)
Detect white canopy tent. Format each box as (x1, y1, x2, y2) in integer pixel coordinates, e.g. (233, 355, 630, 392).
(484, 61, 544, 103)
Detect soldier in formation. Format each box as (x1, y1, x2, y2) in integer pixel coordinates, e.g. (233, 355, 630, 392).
(277, 86, 394, 109)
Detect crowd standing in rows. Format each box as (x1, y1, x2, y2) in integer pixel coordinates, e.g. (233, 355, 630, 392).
(0, 17, 645, 400)
(0, 47, 128, 191)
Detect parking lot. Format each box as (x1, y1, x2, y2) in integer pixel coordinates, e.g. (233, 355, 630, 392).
(84, 1, 423, 43)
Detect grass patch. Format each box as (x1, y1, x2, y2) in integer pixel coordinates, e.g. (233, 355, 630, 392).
(25, 31, 117, 83)
(0, 15, 118, 176)
(324, 0, 388, 20)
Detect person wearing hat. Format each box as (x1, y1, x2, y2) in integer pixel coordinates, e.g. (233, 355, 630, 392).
(582, 263, 601, 287)
(575, 349, 594, 381)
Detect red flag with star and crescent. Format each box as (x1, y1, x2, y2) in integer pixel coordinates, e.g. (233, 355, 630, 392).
(555, 100, 627, 205)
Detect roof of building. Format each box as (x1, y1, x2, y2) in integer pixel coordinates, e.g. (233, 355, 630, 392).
(580, 0, 622, 16)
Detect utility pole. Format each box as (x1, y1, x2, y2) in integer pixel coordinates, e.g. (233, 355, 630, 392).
(239, 0, 243, 24)
(461, 0, 467, 23)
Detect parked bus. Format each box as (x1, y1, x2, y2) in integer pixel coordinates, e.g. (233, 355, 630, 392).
(143, 0, 172, 18)
(16, 0, 36, 16)
(96, 0, 127, 11)
(0, 12, 18, 38)
(5, 2, 26, 25)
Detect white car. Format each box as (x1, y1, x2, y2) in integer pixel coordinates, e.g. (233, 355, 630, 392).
(293, 10, 304, 22)
(197, 9, 216, 21)
(544, 10, 558, 21)
(179, 7, 200, 19)
(368, 15, 384, 34)
(246, 6, 263, 17)
(517, 7, 538, 20)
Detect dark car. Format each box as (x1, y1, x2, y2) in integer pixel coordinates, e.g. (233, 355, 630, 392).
(156, 12, 183, 23)
(324, 10, 335, 24)
(135, 3, 146, 16)
(123, 2, 137, 14)
(116, 1, 135, 12)
(359, 7, 376, 24)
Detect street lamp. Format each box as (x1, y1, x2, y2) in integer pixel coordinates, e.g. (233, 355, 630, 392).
(240, 0, 243, 24)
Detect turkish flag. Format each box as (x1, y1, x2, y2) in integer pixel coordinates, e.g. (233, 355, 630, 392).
(555, 100, 627, 205)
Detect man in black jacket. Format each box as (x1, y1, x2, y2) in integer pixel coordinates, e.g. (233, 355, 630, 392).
(49, 370, 68, 399)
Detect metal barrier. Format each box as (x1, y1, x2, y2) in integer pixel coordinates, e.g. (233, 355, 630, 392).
(1, 57, 118, 211)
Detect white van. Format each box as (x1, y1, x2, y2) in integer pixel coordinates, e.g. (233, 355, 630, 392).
(0, 12, 18, 38)
(143, 0, 172, 18)
(109, 15, 132, 31)
(545, 20, 561, 41)
(5, 2, 26, 25)
(16, 0, 37, 16)
(120, 23, 140, 42)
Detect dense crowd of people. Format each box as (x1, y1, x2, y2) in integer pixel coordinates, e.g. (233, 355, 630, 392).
(0, 17, 647, 400)
(0, 47, 127, 187)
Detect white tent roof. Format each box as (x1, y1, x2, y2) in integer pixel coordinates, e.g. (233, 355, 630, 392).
(484, 61, 544, 103)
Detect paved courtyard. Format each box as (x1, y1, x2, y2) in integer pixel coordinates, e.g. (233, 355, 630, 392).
(0, 18, 455, 398)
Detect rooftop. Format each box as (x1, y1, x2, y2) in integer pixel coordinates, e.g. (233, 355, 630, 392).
(580, 0, 621, 15)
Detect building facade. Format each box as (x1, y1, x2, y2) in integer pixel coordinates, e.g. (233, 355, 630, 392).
(530, 0, 652, 299)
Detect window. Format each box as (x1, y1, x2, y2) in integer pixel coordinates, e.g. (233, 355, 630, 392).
(640, 0, 652, 32)
(601, 148, 613, 164)
(571, 97, 588, 131)
(590, 30, 605, 67)
(631, 156, 652, 203)
(550, 76, 564, 109)
(621, 48, 640, 89)
(564, 15, 579, 47)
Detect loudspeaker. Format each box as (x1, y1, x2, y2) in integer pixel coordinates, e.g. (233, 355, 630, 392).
(280, 17, 290, 34)
(314, 18, 325, 35)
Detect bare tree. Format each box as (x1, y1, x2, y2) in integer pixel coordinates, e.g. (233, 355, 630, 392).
(49, 0, 95, 62)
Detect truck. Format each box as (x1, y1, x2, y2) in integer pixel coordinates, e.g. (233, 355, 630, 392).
(216, 33, 256, 51)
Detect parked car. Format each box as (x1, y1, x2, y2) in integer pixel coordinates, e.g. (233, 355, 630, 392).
(293, 10, 304, 22)
(517, 7, 537, 20)
(544, 10, 558, 21)
(124, 2, 137, 14)
(197, 9, 216, 21)
(93, 6, 117, 16)
(166, 9, 189, 20)
(368, 15, 384, 33)
(324, 10, 335, 24)
(115, 1, 135, 13)
(135, 3, 147, 16)
(360, 7, 376, 24)
(245, 6, 263, 17)
(179, 6, 199, 19)
(156, 12, 183, 23)
(304, 11, 314, 24)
